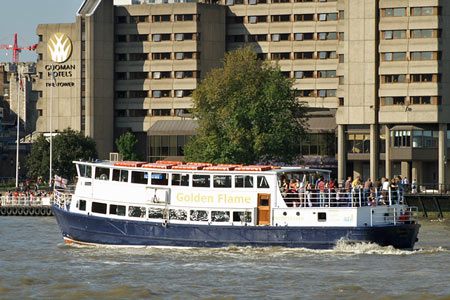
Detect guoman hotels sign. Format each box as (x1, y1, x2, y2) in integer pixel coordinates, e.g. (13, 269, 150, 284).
(46, 32, 76, 87)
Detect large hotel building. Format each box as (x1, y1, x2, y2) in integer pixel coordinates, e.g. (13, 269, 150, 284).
(32, 0, 449, 187)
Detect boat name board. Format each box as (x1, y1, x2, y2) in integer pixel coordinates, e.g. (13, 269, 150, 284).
(175, 192, 254, 208)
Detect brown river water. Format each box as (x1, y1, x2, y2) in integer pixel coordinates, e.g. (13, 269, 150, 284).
(0, 216, 449, 299)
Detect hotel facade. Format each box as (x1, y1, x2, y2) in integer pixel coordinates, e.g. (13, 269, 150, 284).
(33, 0, 450, 188)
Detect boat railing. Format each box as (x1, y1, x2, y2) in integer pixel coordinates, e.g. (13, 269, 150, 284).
(369, 206, 418, 226)
(0, 194, 53, 206)
(281, 187, 405, 208)
(53, 188, 73, 210)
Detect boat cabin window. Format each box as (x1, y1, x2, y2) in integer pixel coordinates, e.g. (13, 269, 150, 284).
(318, 212, 327, 222)
(77, 199, 86, 211)
(213, 175, 232, 188)
(235, 175, 253, 188)
(109, 204, 126, 216)
(92, 202, 107, 214)
(148, 208, 164, 219)
(129, 206, 146, 218)
(95, 167, 110, 180)
(151, 173, 168, 185)
(233, 211, 252, 223)
(211, 211, 230, 222)
(193, 174, 210, 188)
(131, 171, 148, 184)
(172, 173, 189, 186)
(169, 209, 187, 220)
(112, 169, 129, 182)
(190, 210, 209, 221)
(257, 176, 270, 188)
(79, 165, 92, 178)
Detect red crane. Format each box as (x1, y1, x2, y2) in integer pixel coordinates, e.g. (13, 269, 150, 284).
(0, 33, 37, 63)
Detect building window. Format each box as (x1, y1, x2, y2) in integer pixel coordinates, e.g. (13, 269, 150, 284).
(115, 72, 127, 80)
(153, 15, 171, 22)
(411, 7, 438, 16)
(410, 51, 439, 61)
(382, 52, 406, 61)
(382, 30, 406, 39)
(382, 8, 406, 17)
(338, 98, 344, 106)
(294, 71, 314, 79)
(116, 91, 127, 98)
(301, 133, 336, 156)
(317, 89, 336, 97)
(129, 90, 148, 98)
(116, 16, 127, 24)
(152, 52, 171, 60)
(411, 96, 440, 105)
(347, 134, 370, 153)
(271, 15, 290, 22)
(410, 29, 439, 39)
(116, 53, 127, 61)
(129, 72, 148, 80)
(380, 97, 405, 105)
(410, 74, 439, 83)
(175, 14, 196, 21)
(318, 51, 337, 59)
(151, 109, 171, 116)
(248, 34, 267, 42)
(295, 90, 314, 97)
(294, 14, 314, 21)
(381, 74, 406, 83)
(317, 70, 336, 78)
(130, 16, 148, 23)
(271, 53, 290, 60)
(129, 34, 148, 42)
(391, 131, 411, 147)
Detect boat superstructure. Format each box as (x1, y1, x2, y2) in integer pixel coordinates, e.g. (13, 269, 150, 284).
(53, 160, 420, 249)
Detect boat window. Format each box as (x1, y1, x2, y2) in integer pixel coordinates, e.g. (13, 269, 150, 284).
(235, 175, 254, 188)
(193, 175, 211, 187)
(169, 209, 187, 220)
(233, 211, 252, 223)
(318, 212, 327, 222)
(151, 173, 168, 185)
(129, 206, 146, 218)
(79, 165, 92, 178)
(172, 173, 190, 186)
(77, 199, 86, 211)
(211, 211, 230, 222)
(92, 202, 107, 214)
(112, 169, 129, 182)
(109, 204, 126, 216)
(257, 176, 270, 188)
(131, 171, 148, 184)
(95, 167, 110, 180)
(148, 208, 164, 219)
(190, 210, 209, 221)
(213, 175, 232, 188)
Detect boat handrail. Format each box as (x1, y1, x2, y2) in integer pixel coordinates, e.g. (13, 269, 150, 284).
(53, 188, 73, 209)
(281, 187, 405, 208)
(0, 195, 53, 206)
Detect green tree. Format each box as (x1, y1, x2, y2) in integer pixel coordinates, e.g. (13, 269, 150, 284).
(184, 47, 308, 164)
(115, 132, 141, 161)
(26, 129, 97, 181)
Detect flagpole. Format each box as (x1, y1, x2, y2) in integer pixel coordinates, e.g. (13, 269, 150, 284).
(50, 67, 54, 187)
(15, 70, 20, 188)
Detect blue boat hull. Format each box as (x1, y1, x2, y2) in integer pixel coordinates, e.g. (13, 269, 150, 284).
(52, 205, 420, 249)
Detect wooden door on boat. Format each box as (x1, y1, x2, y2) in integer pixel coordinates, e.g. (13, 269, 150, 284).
(257, 193, 271, 225)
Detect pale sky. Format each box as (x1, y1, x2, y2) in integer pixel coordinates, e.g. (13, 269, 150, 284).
(0, 0, 85, 63)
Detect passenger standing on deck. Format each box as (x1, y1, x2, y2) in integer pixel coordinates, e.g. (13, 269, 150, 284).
(373, 178, 382, 200)
(328, 178, 336, 206)
(363, 178, 372, 205)
(305, 180, 313, 207)
(381, 178, 390, 205)
(296, 179, 305, 207)
(317, 177, 326, 207)
(345, 177, 352, 206)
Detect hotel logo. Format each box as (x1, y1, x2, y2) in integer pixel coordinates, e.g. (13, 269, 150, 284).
(47, 33, 72, 63)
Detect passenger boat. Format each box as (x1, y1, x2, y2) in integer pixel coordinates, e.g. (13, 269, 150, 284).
(52, 160, 420, 249)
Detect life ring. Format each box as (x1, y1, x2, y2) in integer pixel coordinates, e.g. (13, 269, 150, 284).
(0, 207, 6, 215)
(29, 207, 36, 216)
(12, 207, 18, 215)
(17, 207, 24, 216)
(398, 211, 411, 224)
(6, 207, 13, 215)
(46, 207, 52, 216)
(23, 207, 30, 216)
